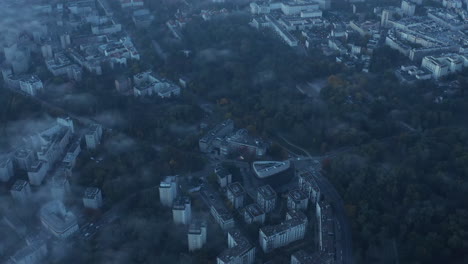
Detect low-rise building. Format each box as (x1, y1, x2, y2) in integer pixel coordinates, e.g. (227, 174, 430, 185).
(83, 187, 103, 209)
(253, 160, 291, 179)
(227, 182, 245, 209)
(257, 185, 277, 213)
(217, 229, 256, 264)
(10, 180, 31, 203)
(188, 220, 207, 252)
(287, 189, 309, 211)
(259, 210, 308, 253)
(244, 204, 266, 224)
(133, 71, 181, 98)
(173, 196, 191, 225)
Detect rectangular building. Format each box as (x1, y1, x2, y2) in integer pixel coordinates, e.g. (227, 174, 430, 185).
(188, 220, 207, 252)
(173, 196, 191, 225)
(83, 187, 103, 209)
(0, 156, 14, 182)
(259, 210, 308, 253)
(217, 229, 256, 264)
(287, 189, 309, 211)
(244, 204, 266, 224)
(10, 180, 31, 203)
(257, 185, 277, 213)
(159, 175, 178, 207)
(227, 182, 245, 209)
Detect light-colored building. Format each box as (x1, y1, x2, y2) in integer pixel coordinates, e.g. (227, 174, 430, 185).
(259, 210, 308, 253)
(217, 229, 256, 264)
(188, 220, 207, 252)
(256, 185, 277, 213)
(10, 180, 31, 203)
(50, 175, 70, 200)
(316, 201, 335, 258)
(18, 75, 43, 96)
(0, 156, 14, 182)
(13, 149, 34, 171)
(40, 200, 79, 238)
(133, 71, 181, 98)
(287, 189, 309, 211)
(173, 196, 191, 225)
(85, 124, 103, 150)
(401, 0, 416, 16)
(297, 169, 321, 204)
(27, 161, 49, 186)
(244, 204, 266, 224)
(83, 187, 103, 209)
(421, 54, 467, 79)
(253, 160, 291, 179)
(227, 182, 245, 209)
(215, 166, 232, 188)
(159, 175, 178, 207)
(210, 202, 235, 231)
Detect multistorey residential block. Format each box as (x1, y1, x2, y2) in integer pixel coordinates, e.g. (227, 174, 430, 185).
(10, 180, 31, 203)
(172, 196, 191, 225)
(215, 166, 232, 188)
(259, 210, 308, 253)
(256, 185, 277, 213)
(226, 182, 245, 209)
(85, 124, 103, 150)
(244, 203, 266, 224)
(217, 229, 256, 264)
(297, 169, 321, 204)
(159, 175, 178, 207)
(187, 221, 207, 252)
(287, 189, 309, 211)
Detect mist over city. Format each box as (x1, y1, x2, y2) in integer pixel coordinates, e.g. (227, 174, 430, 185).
(0, 0, 467, 264)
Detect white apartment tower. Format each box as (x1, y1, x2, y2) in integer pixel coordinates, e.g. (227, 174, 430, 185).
(187, 221, 207, 251)
(172, 196, 192, 225)
(159, 175, 178, 207)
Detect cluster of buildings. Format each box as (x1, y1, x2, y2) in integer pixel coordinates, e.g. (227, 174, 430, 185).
(159, 176, 210, 251)
(377, 1, 468, 80)
(199, 120, 267, 159)
(114, 70, 182, 98)
(0, 116, 106, 264)
(0, 0, 141, 93)
(250, 0, 328, 47)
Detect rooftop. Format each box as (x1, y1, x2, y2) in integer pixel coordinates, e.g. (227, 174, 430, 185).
(227, 182, 245, 197)
(260, 210, 307, 237)
(257, 185, 276, 200)
(245, 203, 265, 218)
(11, 180, 28, 192)
(84, 187, 101, 199)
